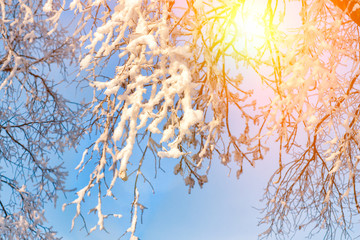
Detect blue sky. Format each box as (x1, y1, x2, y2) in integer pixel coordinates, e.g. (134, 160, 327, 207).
(46, 143, 273, 240)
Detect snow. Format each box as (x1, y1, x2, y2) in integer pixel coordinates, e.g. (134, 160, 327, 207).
(43, 0, 53, 12)
(127, 35, 157, 53)
(158, 147, 184, 159)
(328, 159, 342, 175)
(352, 3, 360, 12)
(325, 151, 340, 162)
(80, 54, 92, 69)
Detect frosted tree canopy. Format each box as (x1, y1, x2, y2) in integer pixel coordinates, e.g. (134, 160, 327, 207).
(0, 0, 360, 239)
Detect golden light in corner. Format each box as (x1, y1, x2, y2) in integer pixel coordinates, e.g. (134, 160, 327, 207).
(230, 0, 269, 58)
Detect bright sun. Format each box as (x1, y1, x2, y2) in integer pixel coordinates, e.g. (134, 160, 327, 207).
(231, 1, 269, 58)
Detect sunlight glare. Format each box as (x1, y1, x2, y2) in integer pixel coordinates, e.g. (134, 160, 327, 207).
(231, 1, 268, 58)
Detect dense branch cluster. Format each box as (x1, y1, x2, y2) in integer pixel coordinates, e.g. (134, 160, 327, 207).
(0, 0, 80, 238)
(255, 0, 360, 238)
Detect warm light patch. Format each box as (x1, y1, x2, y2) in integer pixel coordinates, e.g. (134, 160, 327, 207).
(231, 1, 269, 58)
